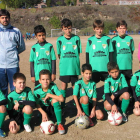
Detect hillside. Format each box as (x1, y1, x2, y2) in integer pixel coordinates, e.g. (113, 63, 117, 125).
(8, 5, 140, 36)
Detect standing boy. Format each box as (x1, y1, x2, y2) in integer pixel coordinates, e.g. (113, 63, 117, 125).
(112, 20, 135, 83)
(29, 25, 56, 86)
(56, 18, 82, 109)
(34, 70, 65, 135)
(7, 73, 36, 133)
(86, 19, 114, 83)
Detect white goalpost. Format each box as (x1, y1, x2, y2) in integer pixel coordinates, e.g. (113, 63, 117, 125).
(51, 28, 76, 37)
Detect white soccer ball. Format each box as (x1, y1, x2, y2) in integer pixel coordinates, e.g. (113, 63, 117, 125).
(108, 112, 122, 126)
(40, 121, 55, 134)
(75, 115, 90, 129)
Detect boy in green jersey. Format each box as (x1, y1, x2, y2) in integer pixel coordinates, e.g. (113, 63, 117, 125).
(7, 73, 36, 134)
(86, 19, 114, 83)
(30, 25, 56, 86)
(34, 69, 65, 135)
(0, 90, 7, 137)
(103, 62, 130, 122)
(56, 19, 82, 109)
(73, 64, 104, 126)
(130, 70, 140, 116)
(112, 20, 135, 83)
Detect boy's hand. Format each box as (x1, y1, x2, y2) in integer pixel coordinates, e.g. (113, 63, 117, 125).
(9, 121, 18, 131)
(31, 77, 35, 83)
(77, 109, 85, 117)
(13, 102, 19, 110)
(44, 94, 50, 103)
(111, 104, 118, 113)
(90, 108, 96, 118)
(135, 101, 140, 109)
(51, 74, 56, 82)
(42, 112, 49, 122)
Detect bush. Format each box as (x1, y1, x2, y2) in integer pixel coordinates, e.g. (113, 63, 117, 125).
(49, 15, 61, 29)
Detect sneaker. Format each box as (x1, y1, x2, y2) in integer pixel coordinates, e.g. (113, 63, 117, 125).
(58, 124, 65, 135)
(122, 113, 128, 122)
(24, 124, 32, 132)
(107, 111, 111, 115)
(88, 117, 94, 127)
(0, 129, 6, 137)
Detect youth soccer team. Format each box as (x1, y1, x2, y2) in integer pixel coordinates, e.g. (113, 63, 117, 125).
(0, 17, 140, 137)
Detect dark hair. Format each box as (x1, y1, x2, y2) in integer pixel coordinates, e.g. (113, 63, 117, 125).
(0, 9, 10, 18)
(116, 20, 127, 28)
(39, 69, 51, 79)
(34, 25, 46, 35)
(82, 63, 92, 72)
(13, 73, 26, 82)
(93, 19, 104, 28)
(61, 18, 72, 28)
(107, 62, 119, 72)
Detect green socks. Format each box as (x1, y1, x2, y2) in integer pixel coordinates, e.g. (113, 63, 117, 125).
(81, 103, 89, 116)
(23, 113, 32, 125)
(61, 90, 66, 109)
(53, 102, 62, 125)
(121, 99, 130, 113)
(0, 112, 6, 128)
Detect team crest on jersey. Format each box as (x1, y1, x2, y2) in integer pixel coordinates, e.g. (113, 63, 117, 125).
(63, 46, 66, 50)
(92, 45, 96, 49)
(46, 51, 49, 56)
(36, 52, 38, 57)
(88, 89, 93, 94)
(22, 97, 26, 100)
(102, 44, 107, 49)
(117, 43, 120, 47)
(14, 100, 18, 104)
(73, 45, 77, 50)
(138, 80, 140, 85)
(126, 42, 130, 46)
(82, 89, 85, 94)
(111, 86, 114, 91)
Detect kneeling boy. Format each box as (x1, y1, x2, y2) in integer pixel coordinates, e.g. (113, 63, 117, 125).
(7, 73, 36, 134)
(34, 69, 65, 135)
(103, 62, 130, 122)
(73, 64, 104, 126)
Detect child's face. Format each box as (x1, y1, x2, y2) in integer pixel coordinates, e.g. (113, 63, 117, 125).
(62, 26, 72, 37)
(116, 25, 127, 36)
(13, 79, 26, 93)
(108, 69, 119, 79)
(94, 27, 103, 37)
(82, 70, 92, 81)
(39, 74, 51, 89)
(36, 32, 46, 43)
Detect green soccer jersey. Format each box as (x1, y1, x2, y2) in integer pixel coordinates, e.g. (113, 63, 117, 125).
(0, 90, 6, 102)
(29, 42, 56, 81)
(86, 35, 114, 72)
(56, 34, 82, 76)
(34, 82, 62, 107)
(112, 35, 135, 70)
(103, 73, 128, 100)
(130, 70, 140, 97)
(73, 78, 97, 103)
(7, 87, 35, 111)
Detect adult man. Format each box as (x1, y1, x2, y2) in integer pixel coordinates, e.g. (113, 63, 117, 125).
(0, 9, 25, 96)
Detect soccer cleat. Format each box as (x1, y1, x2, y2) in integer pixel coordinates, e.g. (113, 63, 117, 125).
(88, 117, 94, 127)
(58, 124, 65, 135)
(24, 124, 32, 132)
(0, 129, 6, 137)
(122, 113, 128, 122)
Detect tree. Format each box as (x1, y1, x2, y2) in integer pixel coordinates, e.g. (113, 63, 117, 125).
(94, 0, 104, 5)
(64, 0, 71, 6)
(46, 0, 51, 7)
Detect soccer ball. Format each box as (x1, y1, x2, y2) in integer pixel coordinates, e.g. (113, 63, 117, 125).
(108, 112, 122, 126)
(40, 121, 55, 134)
(75, 115, 90, 129)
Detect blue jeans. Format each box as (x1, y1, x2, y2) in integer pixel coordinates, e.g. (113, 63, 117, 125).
(0, 67, 19, 97)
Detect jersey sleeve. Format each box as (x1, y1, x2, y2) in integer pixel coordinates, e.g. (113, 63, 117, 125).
(53, 85, 62, 96)
(7, 96, 14, 110)
(27, 90, 36, 102)
(108, 38, 114, 52)
(104, 80, 110, 94)
(86, 39, 90, 53)
(29, 47, 35, 62)
(73, 82, 79, 96)
(92, 84, 97, 98)
(130, 74, 137, 87)
(130, 38, 135, 52)
(0, 90, 6, 102)
(50, 46, 56, 60)
(56, 39, 61, 55)
(76, 37, 82, 54)
(33, 90, 40, 105)
(121, 75, 128, 88)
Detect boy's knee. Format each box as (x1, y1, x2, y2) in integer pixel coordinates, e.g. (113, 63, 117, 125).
(133, 108, 140, 116)
(80, 96, 89, 104)
(0, 105, 6, 113)
(123, 92, 130, 100)
(23, 105, 33, 114)
(51, 99, 58, 105)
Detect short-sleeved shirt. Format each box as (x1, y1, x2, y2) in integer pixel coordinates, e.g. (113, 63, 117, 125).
(103, 73, 128, 100)
(0, 90, 6, 102)
(56, 34, 82, 76)
(29, 42, 56, 81)
(112, 35, 135, 70)
(73, 78, 97, 103)
(130, 70, 140, 97)
(86, 35, 114, 72)
(7, 87, 35, 111)
(34, 83, 62, 107)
